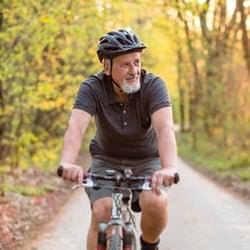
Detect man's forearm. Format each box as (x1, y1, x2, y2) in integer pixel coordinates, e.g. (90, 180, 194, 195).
(158, 127, 177, 170)
(60, 127, 83, 164)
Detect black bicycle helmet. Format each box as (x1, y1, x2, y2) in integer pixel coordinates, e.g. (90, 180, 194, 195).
(97, 29, 146, 62)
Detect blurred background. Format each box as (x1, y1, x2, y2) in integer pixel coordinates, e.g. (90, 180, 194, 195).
(0, 0, 249, 188)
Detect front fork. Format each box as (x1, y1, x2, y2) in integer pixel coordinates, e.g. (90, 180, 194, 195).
(123, 224, 134, 250)
(97, 223, 107, 250)
(97, 192, 134, 250)
(97, 222, 134, 250)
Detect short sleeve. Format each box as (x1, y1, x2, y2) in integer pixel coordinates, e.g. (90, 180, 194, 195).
(73, 82, 97, 116)
(145, 74, 171, 115)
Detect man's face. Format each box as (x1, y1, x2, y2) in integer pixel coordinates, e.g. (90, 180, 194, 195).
(105, 52, 141, 94)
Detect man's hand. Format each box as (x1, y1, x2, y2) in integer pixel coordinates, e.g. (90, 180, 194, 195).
(57, 163, 84, 185)
(151, 168, 178, 195)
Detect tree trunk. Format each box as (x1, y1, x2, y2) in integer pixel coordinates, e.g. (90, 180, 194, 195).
(238, 0, 250, 74)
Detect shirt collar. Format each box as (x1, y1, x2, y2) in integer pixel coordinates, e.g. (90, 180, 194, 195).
(106, 79, 136, 104)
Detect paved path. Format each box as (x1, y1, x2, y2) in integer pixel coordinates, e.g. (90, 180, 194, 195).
(28, 158, 250, 250)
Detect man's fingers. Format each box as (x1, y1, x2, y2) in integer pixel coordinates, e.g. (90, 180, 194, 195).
(151, 173, 164, 195)
(77, 168, 84, 184)
(60, 165, 84, 183)
(163, 176, 174, 186)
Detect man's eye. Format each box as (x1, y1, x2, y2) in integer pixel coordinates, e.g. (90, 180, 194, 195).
(134, 60, 140, 65)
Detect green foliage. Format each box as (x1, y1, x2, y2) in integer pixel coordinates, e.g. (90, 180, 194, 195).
(0, 0, 178, 170)
(0, 0, 103, 169)
(0, 183, 55, 196)
(177, 132, 250, 182)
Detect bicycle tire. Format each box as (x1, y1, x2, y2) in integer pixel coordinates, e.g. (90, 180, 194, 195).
(108, 233, 122, 250)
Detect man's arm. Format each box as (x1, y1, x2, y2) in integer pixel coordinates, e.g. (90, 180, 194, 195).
(151, 106, 178, 194)
(59, 109, 92, 183)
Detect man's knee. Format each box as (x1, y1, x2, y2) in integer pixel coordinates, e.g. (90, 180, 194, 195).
(92, 197, 112, 224)
(140, 191, 168, 213)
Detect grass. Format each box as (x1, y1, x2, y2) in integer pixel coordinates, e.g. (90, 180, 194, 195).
(0, 183, 55, 196)
(177, 132, 250, 182)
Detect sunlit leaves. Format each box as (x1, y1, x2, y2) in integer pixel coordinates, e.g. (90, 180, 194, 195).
(0, 0, 248, 175)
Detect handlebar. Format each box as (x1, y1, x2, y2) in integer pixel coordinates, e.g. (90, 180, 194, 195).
(57, 165, 180, 189)
(57, 165, 64, 177)
(84, 171, 180, 184)
(73, 171, 179, 191)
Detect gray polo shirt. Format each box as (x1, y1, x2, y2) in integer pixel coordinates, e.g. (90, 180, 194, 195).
(74, 69, 171, 159)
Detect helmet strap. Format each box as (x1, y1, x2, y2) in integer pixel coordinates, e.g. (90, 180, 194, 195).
(110, 59, 124, 93)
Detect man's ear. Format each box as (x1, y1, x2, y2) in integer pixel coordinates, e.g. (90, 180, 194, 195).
(103, 60, 111, 76)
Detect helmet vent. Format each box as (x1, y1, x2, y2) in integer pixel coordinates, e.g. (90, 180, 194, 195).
(97, 29, 146, 62)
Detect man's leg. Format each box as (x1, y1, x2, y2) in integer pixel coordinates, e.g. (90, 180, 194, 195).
(139, 190, 168, 249)
(85, 157, 115, 249)
(86, 217, 98, 250)
(86, 197, 112, 250)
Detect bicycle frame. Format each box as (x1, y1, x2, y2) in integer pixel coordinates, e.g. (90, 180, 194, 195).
(73, 169, 151, 250)
(71, 169, 179, 250)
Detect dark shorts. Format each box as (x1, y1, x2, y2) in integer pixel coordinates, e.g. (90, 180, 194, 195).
(85, 155, 161, 212)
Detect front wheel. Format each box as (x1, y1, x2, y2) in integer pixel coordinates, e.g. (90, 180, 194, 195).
(109, 233, 122, 250)
(107, 224, 137, 250)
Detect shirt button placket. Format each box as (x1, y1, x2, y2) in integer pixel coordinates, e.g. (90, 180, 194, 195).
(123, 109, 127, 128)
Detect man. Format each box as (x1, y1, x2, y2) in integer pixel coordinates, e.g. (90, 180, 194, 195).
(58, 29, 178, 250)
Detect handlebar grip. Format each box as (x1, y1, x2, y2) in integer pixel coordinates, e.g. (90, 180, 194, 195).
(57, 165, 63, 177)
(174, 173, 180, 184)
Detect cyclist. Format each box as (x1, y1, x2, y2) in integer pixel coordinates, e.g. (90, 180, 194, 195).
(58, 29, 178, 250)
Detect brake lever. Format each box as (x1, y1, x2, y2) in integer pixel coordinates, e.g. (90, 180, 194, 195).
(72, 178, 94, 190)
(141, 181, 151, 190)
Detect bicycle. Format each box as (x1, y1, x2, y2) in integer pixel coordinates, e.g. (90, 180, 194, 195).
(60, 167, 180, 250)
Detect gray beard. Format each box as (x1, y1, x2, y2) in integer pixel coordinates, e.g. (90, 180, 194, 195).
(120, 78, 141, 93)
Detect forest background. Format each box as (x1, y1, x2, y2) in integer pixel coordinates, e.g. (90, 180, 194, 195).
(0, 0, 249, 195)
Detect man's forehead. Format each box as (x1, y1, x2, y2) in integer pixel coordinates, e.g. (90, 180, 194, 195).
(113, 52, 141, 63)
